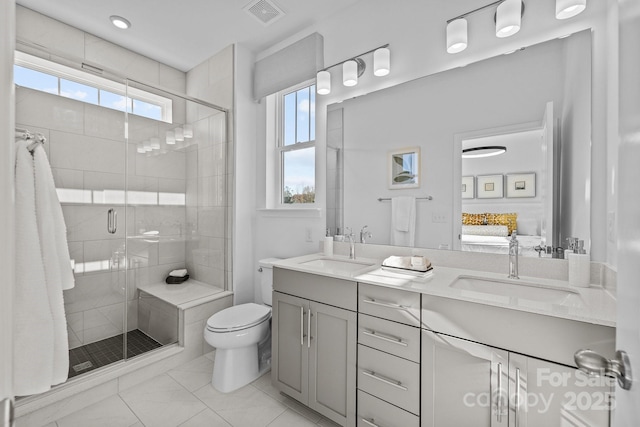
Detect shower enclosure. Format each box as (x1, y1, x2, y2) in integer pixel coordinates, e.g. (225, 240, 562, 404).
(14, 50, 229, 387)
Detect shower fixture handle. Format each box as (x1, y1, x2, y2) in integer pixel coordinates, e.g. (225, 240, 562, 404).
(107, 208, 117, 234)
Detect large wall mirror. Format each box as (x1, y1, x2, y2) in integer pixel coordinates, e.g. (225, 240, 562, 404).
(327, 29, 592, 259)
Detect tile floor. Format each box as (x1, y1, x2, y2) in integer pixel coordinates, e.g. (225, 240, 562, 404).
(46, 351, 342, 427)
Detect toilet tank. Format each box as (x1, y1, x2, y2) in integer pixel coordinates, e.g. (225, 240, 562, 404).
(259, 258, 281, 306)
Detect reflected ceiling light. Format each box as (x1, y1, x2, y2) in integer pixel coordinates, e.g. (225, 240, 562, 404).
(143, 140, 152, 152)
(316, 70, 331, 95)
(166, 130, 175, 145)
(174, 127, 184, 142)
(373, 47, 391, 76)
(136, 143, 145, 154)
(183, 124, 193, 139)
(315, 44, 390, 95)
(150, 137, 160, 150)
(496, 0, 522, 38)
(446, 18, 468, 54)
(109, 15, 131, 29)
(462, 146, 507, 158)
(556, 0, 586, 19)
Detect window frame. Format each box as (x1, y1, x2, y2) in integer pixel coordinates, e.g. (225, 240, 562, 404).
(274, 80, 316, 207)
(14, 51, 173, 123)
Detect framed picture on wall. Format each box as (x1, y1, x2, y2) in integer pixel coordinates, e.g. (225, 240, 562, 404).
(388, 147, 420, 189)
(477, 174, 504, 198)
(461, 176, 474, 199)
(506, 173, 536, 198)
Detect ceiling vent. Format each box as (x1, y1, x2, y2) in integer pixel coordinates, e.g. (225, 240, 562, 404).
(243, 0, 285, 26)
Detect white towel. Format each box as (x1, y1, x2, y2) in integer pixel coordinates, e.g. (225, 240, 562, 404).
(34, 144, 73, 385)
(14, 141, 55, 396)
(391, 196, 416, 247)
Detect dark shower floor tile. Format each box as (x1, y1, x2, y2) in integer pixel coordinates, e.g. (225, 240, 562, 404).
(68, 329, 163, 379)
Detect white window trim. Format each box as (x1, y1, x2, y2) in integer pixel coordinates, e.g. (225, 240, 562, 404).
(271, 79, 316, 209)
(15, 51, 173, 123)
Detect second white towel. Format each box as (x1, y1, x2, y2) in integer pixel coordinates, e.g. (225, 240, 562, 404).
(391, 196, 416, 247)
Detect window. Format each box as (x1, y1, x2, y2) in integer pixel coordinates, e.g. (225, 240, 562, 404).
(276, 82, 316, 205)
(14, 52, 172, 123)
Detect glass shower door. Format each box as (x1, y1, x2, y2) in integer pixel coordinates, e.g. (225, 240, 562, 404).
(13, 71, 130, 378)
(125, 80, 229, 357)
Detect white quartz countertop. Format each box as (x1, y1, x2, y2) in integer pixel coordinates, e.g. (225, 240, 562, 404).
(272, 253, 616, 328)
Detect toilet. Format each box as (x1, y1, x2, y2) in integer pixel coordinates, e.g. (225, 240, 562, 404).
(204, 258, 279, 393)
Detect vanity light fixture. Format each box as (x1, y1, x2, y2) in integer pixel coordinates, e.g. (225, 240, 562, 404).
(462, 146, 507, 158)
(174, 127, 185, 142)
(183, 124, 194, 139)
(446, 18, 468, 53)
(373, 47, 391, 76)
(556, 0, 586, 19)
(446, 1, 525, 54)
(496, 0, 523, 38)
(315, 44, 390, 95)
(109, 15, 131, 30)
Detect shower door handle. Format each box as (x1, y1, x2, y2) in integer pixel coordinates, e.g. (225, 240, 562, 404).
(107, 209, 117, 234)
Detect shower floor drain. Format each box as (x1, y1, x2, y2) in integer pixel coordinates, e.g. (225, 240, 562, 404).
(72, 361, 93, 372)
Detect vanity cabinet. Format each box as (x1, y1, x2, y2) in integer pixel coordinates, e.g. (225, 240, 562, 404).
(421, 294, 614, 427)
(272, 268, 357, 427)
(356, 284, 421, 427)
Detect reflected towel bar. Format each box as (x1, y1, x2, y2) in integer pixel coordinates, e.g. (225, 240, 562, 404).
(377, 196, 433, 202)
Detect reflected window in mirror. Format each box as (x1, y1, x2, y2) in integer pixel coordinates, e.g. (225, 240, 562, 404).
(273, 80, 316, 205)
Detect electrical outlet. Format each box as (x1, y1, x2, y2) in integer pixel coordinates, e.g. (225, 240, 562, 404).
(432, 213, 447, 223)
(607, 211, 616, 243)
(305, 227, 313, 242)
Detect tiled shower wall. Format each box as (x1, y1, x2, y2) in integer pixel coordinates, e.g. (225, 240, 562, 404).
(16, 6, 234, 349)
(185, 46, 235, 294)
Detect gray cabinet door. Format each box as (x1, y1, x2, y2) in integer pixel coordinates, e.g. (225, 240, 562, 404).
(422, 330, 509, 427)
(508, 354, 611, 427)
(309, 301, 357, 427)
(272, 291, 309, 404)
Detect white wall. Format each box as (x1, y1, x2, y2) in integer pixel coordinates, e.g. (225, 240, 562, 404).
(244, 0, 615, 276)
(0, 0, 15, 401)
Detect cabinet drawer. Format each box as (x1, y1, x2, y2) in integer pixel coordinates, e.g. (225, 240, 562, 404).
(358, 314, 420, 362)
(357, 344, 420, 415)
(274, 267, 357, 311)
(357, 390, 419, 427)
(358, 283, 420, 327)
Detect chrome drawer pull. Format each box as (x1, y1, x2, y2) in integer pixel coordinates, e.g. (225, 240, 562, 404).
(300, 306, 304, 346)
(496, 362, 504, 423)
(362, 418, 381, 427)
(362, 298, 407, 311)
(362, 370, 408, 391)
(362, 329, 408, 347)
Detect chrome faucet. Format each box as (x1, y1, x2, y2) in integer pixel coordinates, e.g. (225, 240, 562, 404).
(345, 226, 356, 259)
(360, 225, 372, 244)
(508, 231, 519, 279)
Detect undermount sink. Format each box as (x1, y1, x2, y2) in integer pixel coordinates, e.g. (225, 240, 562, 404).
(299, 257, 376, 273)
(450, 275, 583, 306)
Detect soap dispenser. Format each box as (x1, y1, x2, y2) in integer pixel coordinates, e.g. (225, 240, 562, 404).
(568, 240, 590, 287)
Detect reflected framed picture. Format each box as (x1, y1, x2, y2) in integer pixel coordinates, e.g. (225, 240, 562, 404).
(388, 147, 420, 189)
(506, 172, 536, 198)
(477, 174, 504, 198)
(461, 176, 474, 199)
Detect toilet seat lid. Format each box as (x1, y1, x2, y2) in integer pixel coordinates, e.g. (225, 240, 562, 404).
(206, 303, 271, 332)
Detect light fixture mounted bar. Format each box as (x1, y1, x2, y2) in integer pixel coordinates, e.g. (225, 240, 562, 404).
(447, 0, 504, 24)
(319, 43, 390, 73)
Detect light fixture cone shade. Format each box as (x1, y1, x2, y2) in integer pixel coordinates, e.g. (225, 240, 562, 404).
(373, 48, 390, 76)
(150, 137, 160, 150)
(317, 70, 331, 95)
(556, 0, 586, 19)
(343, 60, 358, 87)
(183, 124, 193, 138)
(166, 130, 175, 145)
(496, 0, 522, 38)
(447, 19, 468, 54)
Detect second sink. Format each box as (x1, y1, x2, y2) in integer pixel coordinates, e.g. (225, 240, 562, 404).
(450, 275, 583, 306)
